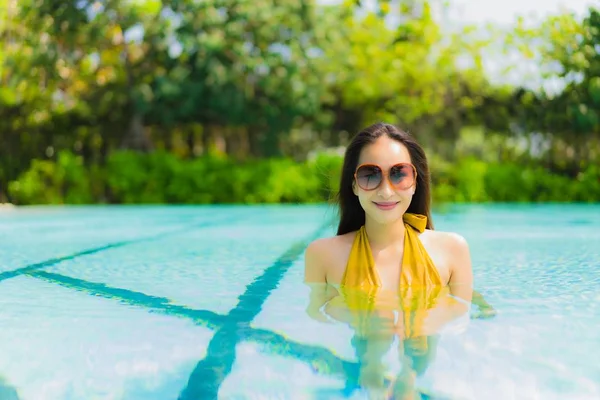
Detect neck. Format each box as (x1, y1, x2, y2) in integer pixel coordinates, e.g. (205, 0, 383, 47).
(364, 215, 406, 249)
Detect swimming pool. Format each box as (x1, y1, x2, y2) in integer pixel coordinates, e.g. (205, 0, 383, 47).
(0, 203, 598, 400)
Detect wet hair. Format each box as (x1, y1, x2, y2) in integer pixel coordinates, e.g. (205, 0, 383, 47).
(336, 122, 433, 235)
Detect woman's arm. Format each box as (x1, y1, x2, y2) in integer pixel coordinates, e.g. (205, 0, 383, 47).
(304, 240, 337, 322)
(419, 233, 474, 336)
(446, 236, 497, 319)
(447, 233, 474, 305)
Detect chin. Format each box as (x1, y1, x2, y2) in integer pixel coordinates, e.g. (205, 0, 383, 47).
(365, 207, 406, 225)
(372, 215, 404, 225)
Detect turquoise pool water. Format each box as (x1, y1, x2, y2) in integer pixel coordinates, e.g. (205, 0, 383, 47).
(0, 204, 599, 400)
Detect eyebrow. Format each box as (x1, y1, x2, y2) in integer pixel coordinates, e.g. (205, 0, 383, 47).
(358, 161, 411, 166)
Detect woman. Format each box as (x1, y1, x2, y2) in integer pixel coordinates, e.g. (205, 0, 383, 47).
(304, 122, 482, 399)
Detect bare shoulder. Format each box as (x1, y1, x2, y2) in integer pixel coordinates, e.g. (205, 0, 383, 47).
(423, 229, 472, 287)
(304, 232, 355, 284)
(305, 233, 354, 264)
(423, 229, 469, 252)
(305, 236, 338, 258)
(421, 229, 471, 271)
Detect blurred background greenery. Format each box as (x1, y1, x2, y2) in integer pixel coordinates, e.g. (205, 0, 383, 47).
(1, 0, 598, 206)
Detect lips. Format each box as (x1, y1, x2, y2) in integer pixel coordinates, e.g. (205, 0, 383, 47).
(373, 201, 399, 210)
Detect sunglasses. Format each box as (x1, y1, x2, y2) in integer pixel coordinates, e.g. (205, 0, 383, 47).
(354, 163, 417, 191)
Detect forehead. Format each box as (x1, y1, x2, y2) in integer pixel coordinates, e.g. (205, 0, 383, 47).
(358, 135, 412, 166)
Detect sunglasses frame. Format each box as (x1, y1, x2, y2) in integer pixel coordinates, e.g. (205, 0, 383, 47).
(354, 162, 418, 191)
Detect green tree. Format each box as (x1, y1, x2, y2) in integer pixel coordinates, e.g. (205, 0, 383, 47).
(506, 7, 599, 171)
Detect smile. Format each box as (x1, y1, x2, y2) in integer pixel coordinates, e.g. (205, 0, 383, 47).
(373, 201, 399, 210)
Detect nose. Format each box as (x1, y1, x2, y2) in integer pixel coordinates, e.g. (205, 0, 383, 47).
(376, 177, 394, 199)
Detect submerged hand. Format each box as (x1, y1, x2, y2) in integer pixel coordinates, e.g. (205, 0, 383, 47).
(471, 306, 497, 319)
(306, 308, 334, 324)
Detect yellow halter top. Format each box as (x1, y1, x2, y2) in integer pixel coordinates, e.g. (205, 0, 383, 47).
(332, 213, 447, 340)
(341, 213, 442, 291)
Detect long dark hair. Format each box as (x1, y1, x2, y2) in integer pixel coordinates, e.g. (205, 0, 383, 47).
(336, 122, 434, 235)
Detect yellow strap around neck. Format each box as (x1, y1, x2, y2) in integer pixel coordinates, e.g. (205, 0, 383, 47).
(341, 212, 441, 291)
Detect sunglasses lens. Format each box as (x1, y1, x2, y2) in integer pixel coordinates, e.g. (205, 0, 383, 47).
(389, 164, 415, 189)
(356, 165, 383, 190)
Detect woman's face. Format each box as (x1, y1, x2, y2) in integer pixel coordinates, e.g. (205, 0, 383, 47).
(352, 135, 416, 225)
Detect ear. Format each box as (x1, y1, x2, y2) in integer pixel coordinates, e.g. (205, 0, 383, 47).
(352, 181, 358, 196)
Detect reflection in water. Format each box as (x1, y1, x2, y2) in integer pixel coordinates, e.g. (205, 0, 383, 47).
(307, 283, 496, 399)
(0, 376, 19, 400)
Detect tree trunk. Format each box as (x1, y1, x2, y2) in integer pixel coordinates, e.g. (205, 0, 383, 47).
(248, 125, 263, 158)
(99, 135, 109, 166)
(202, 124, 213, 155)
(225, 126, 250, 160)
(121, 112, 152, 151)
(186, 130, 194, 157)
(119, 27, 152, 152)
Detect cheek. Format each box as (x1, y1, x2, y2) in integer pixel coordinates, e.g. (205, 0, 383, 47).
(356, 190, 375, 208)
(400, 188, 415, 199)
(399, 191, 415, 206)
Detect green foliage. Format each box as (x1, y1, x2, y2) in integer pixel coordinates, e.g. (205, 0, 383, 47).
(1, 1, 599, 204)
(8, 152, 599, 205)
(8, 152, 96, 204)
(318, 1, 492, 137)
(103, 152, 329, 204)
(8, 151, 331, 205)
(431, 159, 600, 204)
(505, 7, 600, 169)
